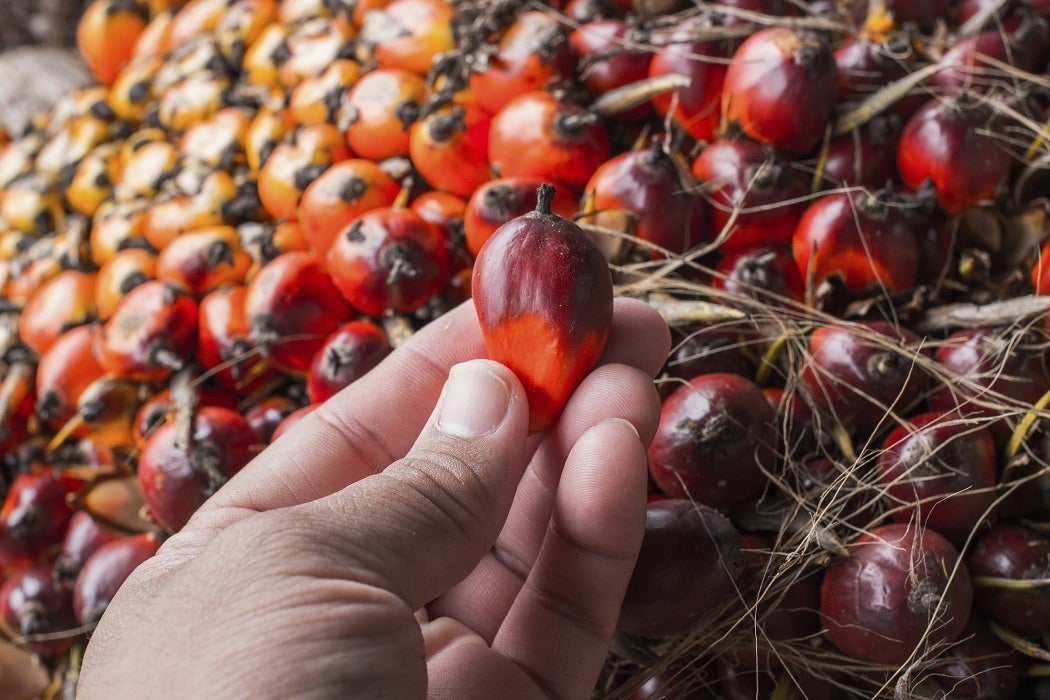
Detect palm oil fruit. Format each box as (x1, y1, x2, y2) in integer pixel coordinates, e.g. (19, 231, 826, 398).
(472, 184, 613, 432)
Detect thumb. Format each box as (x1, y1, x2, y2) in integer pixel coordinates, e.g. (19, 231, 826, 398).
(292, 359, 531, 609)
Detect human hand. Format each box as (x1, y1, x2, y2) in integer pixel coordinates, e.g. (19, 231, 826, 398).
(78, 299, 669, 698)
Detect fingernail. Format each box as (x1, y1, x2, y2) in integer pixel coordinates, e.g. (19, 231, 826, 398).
(602, 417, 641, 441)
(438, 363, 510, 438)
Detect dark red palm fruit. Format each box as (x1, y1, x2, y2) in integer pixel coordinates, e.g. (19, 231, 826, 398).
(665, 323, 756, 383)
(298, 160, 401, 257)
(245, 396, 301, 443)
(618, 499, 747, 636)
(955, 0, 1046, 28)
(17, 270, 99, 357)
(927, 616, 1021, 699)
(0, 565, 76, 659)
(1031, 238, 1050, 293)
(792, 189, 921, 295)
(967, 523, 1050, 636)
(714, 246, 805, 304)
(648, 373, 777, 508)
(472, 185, 613, 433)
(343, 69, 426, 161)
(465, 177, 579, 257)
(797, 321, 928, 436)
(54, 512, 122, 586)
(133, 386, 239, 443)
(648, 29, 731, 143)
(570, 20, 651, 120)
(411, 190, 471, 274)
(197, 286, 278, 395)
(876, 412, 997, 546)
(834, 37, 923, 119)
(821, 523, 973, 665)
(409, 103, 492, 199)
(34, 326, 106, 431)
(798, 457, 883, 530)
(692, 139, 809, 253)
(933, 26, 1048, 95)
(96, 281, 199, 383)
(73, 533, 161, 625)
(582, 142, 706, 257)
(307, 321, 392, 403)
(327, 207, 449, 317)
(721, 28, 838, 156)
(881, 0, 950, 27)
(898, 98, 1012, 214)
(0, 469, 87, 569)
(245, 252, 352, 373)
(765, 388, 821, 461)
(138, 406, 259, 532)
(155, 226, 253, 298)
(929, 328, 1050, 447)
(489, 92, 610, 190)
(470, 11, 573, 116)
(819, 113, 902, 189)
(271, 403, 318, 442)
(629, 672, 712, 700)
(717, 0, 795, 25)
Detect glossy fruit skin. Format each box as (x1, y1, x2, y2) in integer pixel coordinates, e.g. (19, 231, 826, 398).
(0, 469, 87, 569)
(618, 499, 747, 636)
(78, 0, 149, 85)
(648, 373, 777, 509)
(343, 69, 426, 161)
(155, 226, 252, 297)
(97, 281, 199, 382)
(570, 20, 650, 118)
(693, 139, 808, 252)
(35, 326, 107, 430)
(820, 114, 902, 189)
(245, 397, 301, 443)
(133, 386, 239, 443)
(583, 145, 705, 257)
(664, 323, 756, 382)
(968, 523, 1050, 636)
(821, 523, 973, 665)
(472, 11, 573, 116)
(928, 616, 1021, 700)
(714, 246, 805, 304)
(648, 33, 730, 142)
(197, 286, 276, 394)
(0, 565, 77, 659)
(932, 29, 1046, 95)
(95, 248, 158, 320)
(327, 208, 449, 317)
(489, 92, 610, 189)
(930, 328, 1050, 447)
(74, 533, 161, 625)
(898, 98, 1012, 214)
(257, 124, 351, 222)
(307, 321, 392, 403)
(139, 407, 259, 532)
(466, 177, 579, 257)
(834, 38, 921, 119)
(722, 28, 838, 155)
(473, 188, 613, 432)
(410, 104, 492, 199)
(245, 252, 352, 373)
(797, 322, 928, 436)
(358, 0, 454, 76)
(792, 190, 920, 295)
(299, 160, 401, 257)
(55, 512, 122, 585)
(876, 412, 997, 546)
(18, 270, 99, 356)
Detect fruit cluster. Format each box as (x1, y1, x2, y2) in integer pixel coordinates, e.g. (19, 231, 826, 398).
(0, 0, 1048, 696)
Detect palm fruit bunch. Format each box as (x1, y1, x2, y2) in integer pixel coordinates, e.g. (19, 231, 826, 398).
(0, 0, 1049, 696)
